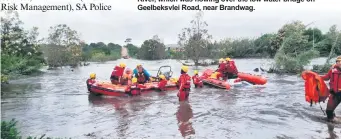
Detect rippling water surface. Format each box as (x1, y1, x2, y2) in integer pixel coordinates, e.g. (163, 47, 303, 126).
(1, 58, 340, 139)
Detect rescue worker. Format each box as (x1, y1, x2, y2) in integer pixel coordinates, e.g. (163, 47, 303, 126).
(120, 68, 133, 85)
(192, 70, 203, 88)
(217, 58, 228, 80)
(126, 77, 146, 96)
(321, 55, 341, 122)
(157, 75, 168, 91)
(225, 58, 239, 79)
(110, 63, 126, 84)
(86, 73, 96, 91)
(177, 66, 191, 101)
(133, 64, 151, 84)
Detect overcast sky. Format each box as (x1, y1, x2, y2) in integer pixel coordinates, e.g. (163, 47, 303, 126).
(9, 0, 341, 46)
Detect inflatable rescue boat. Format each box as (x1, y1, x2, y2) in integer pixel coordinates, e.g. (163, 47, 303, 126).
(88, 80, 177, 96)
(200, 69, 267, 89)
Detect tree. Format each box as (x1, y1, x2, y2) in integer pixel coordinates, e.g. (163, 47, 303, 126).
(45, 24, 82, 67)
(125, 38, 132, 44)
(125, 44, 139, 58)
(1, 11, 44, 76)
(273, 21, 319, 73)
(254, 33, 276, 56)
(178, 11, 212, 65)
(138, 36, 166, 60)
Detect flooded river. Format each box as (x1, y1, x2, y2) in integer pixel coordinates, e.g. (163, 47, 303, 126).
(1, 58, 340, 139)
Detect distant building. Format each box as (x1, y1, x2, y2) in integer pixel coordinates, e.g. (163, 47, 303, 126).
(166, 44, 184, 52)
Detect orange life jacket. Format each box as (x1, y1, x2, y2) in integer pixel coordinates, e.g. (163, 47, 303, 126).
(302, 70, 330, 105)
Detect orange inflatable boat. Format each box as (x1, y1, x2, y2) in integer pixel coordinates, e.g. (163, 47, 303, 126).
(301, 70, 330, 105)
(202, 78, 231, 89)
(89, 81, 177, 96)
(237, 72, 267, 85)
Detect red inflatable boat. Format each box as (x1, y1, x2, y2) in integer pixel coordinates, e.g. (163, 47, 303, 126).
(89, 81, 177, 96)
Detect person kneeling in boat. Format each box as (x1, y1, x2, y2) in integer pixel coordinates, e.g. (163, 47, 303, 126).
(86, 73, 96, 92)
(110, 63, 126, 85)
(133, 64, 151, 84)
(225, 58, 239, 79)
(192, 70, 203, 88)
(120, 68, 133, 85)
(321, 55, 341, 122)
(157, 75, 168, 91)
(177, 66, 191, 101)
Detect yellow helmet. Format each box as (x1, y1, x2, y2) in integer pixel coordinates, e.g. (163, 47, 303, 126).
(159, 75, 166, 80)
(119, 63, 126, 68)
(336, 55, 341, 62)
(90, 73, 96, 79)
(132, 77, 137, 83)
(137, 64, 142, 67)
(194, 70, 198, 74)
(219, 58, 224, 63)
(225, 57, 231, 61)
(181, 66, 189, 73)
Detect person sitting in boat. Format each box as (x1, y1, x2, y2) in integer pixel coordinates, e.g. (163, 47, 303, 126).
(157, 75, 168, 91)
(225, 58, 239, 79)
(86, 73, 96, 91)
(320, 55, 341, 122)
(177, 66, 191, 101)
(209, 72, 221, 80)
(120, 68, 133, 85)
(133, 64, 151, 84)
(217, 58, 228, 80)
(110, 63, 126, 85)
(192, 70, 203, 88)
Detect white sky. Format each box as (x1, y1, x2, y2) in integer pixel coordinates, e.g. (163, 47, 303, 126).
(6, 0, 341, 46)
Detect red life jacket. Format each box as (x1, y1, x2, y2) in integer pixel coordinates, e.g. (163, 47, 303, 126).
(158, 79, 168, 90)
(330, 68, 341, 93)
(137, 72, 146, 83)
(179, 73, 191, 91)
(226, 61, 238, 74)
(111, 66, 125, 77)
(86, 79, 96, 85)
(218, 63, 226, 73)
(192, 74, 202, 84)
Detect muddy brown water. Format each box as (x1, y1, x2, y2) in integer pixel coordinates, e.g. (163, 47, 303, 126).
(1, 58, 340, 139)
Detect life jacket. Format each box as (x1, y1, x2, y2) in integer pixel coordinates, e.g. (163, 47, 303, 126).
(301, 70, 330, 105)
(330, 67, 341, 93)
(192, 74, 202, 84)
(226, 60, 238, 74)
(218, 63, 226, 73)
(209, 72, 220, 79)
(179, 73, 191, 91)
(86, 79, 96, 91)
(111, 66, 125, 77)
(86, 79, 96, 85)
(136, 72, 146, 83)
(158, 79, 168, 90)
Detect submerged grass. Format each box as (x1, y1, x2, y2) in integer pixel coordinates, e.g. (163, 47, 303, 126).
(1, 119, 71, 139)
